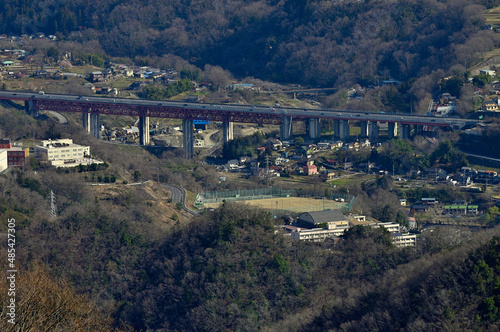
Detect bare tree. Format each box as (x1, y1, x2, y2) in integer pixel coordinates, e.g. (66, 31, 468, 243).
(203, 64, 233, 91)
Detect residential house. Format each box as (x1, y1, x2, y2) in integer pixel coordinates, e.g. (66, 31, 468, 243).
(321, 171, 336, 181)
(411, 204, 429, 213)
(90, 71, 103, 82)
(483, 100, 499, 111)
(227, 159, 239, 170)
(408, 217, 417, 229)
(330, 141, 344, 149)
(421, 198, 438, 205)
(239, 156, 250, 164)
(32, 69, 50, 78)
(124, 68, 134, 77)
(134, 69, 146, 78)
(102, 68, 113, 78)
(317, 142, 329, 150)
(265, 138, 283, 150)
(303, 164, 318, 175)
(480, 69, 496, 76)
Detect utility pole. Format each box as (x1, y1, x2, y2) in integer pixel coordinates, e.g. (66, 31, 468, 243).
(49, 190, 57, 220)
(266, 155, 271, 186)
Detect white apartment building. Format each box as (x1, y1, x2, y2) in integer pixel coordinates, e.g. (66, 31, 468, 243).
(291, 227, 349, 242)
(376, 222, 401, 233)
(391, 233, 417, 247)
(35, 139, 90, 163)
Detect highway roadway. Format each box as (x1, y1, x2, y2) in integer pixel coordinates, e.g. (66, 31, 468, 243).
(0, 90, 478, 128)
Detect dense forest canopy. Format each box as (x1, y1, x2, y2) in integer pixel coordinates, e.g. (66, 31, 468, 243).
(2, 0, 500, 89)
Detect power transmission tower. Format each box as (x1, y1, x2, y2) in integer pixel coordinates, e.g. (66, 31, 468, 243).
(49, 190, 57, 220)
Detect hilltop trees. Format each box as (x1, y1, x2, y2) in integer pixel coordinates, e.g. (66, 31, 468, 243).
(430, 140, 468, 171)
(141, 79, 194, 100)
(1, 0, 499, 109)
(0, 264, 121, 331)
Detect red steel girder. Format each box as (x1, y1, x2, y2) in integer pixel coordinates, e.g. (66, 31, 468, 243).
(35, 100, 283, 124)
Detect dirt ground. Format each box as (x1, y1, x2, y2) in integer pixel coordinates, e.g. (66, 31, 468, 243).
(91, 181, 192, 230)
(204, 196, 346, 215)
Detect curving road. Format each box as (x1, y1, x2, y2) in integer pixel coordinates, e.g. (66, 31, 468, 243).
(161, 184, 183, 204)
(161, 183, 200, 216)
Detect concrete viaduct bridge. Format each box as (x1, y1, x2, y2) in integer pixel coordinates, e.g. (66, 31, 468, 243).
(0, 91, 478, 158)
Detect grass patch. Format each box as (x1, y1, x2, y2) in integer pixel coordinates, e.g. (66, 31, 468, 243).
(350, 125, 361, 136)
(185, 190, 197, 209)
(329, 178, 352, 186)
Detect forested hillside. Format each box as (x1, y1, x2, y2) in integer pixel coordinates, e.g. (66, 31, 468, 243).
(2, 0, 500, 89)
(0, 105, 499, 329)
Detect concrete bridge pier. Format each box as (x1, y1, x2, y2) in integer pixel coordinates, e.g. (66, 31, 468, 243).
(90, 113, 100, 139)
(361, 121, 369, 138)
(24, 100, 39, 117)
(399, 124, 411, 140)
(82, 112, 91, 132)
(222, 121, 234, 144)
(182, 119, 194, 158)
(139, 116, 150, 145)
(307, 118, 321, 139)
(415, 125, 424, 136)
(369, 121, 379, 140)
(280, 116, 293, 141)
(388, 122, 398, 139)
(338, 119, 350, 140)
(333, 120, 340, 139)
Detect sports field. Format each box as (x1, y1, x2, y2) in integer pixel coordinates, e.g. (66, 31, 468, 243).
(204, 196, 346, 215)
(485, 6, 500, 25)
